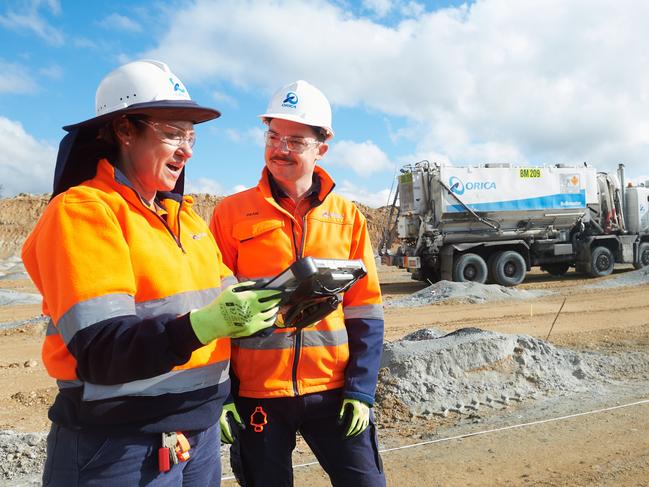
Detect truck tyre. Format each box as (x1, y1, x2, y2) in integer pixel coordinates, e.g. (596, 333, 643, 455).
(541, 263, 570, 276)
(589, 246, 614, 277)
(633, 242, 649, 269)
(491, 250, 526, 286)
(453, 253, 488, 283)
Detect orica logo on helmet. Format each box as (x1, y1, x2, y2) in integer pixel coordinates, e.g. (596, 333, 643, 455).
(449, 176, 496, 195)
(169, 77, 186, 94)
(281, 91, 298, 109)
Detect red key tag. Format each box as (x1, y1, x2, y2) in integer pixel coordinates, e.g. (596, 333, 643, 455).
(158, 447, 171, 472)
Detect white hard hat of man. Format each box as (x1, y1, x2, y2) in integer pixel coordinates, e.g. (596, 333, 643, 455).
(259, 80, 334, 140)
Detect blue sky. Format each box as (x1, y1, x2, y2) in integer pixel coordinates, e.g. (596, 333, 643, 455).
(2, 0, 649, 206)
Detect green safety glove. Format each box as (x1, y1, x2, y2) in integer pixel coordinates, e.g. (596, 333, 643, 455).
(338, 398, 371, 438)
(190, 281, 281, 343)
(220, 402, 244, 444)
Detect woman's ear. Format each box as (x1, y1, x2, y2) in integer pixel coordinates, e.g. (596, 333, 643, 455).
(113, 116, 134, 146)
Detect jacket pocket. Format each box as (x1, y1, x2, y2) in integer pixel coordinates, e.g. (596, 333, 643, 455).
(232, 218, 284, 242)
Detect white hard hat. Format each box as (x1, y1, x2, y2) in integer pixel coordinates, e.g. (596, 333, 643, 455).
(259, 80, 334, 139)
(64, 59, 220, 131)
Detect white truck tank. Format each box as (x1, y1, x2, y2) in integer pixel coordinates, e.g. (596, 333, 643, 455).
(625, 186, 649, 233)
(433, 165, 599, 233)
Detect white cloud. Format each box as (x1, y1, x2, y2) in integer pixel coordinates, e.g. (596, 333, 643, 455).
(325, 139, 394, 176)
(143, 0, 649, 180)
(335, 180, 392, 208)
(99, 13, 142, 33)
(224, 126, 265, 147)
(39, 64, 63, 79)
(362, 0, 393, 18)
(0, 60, 37, 93)
(185, 177, 225, 195)
(185, 177, 250, 196)
(399, 1, 424, 17)
(0, 0, 64, 46)
(211, 90, 238, 108)
(0, 117, 56, 196)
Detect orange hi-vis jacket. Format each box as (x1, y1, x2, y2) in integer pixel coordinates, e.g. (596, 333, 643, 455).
(210, 166, 384, 405)
(22, 159, 235, 434)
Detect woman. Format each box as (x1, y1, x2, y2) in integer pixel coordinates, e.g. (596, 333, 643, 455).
(22, 59, 280, 486)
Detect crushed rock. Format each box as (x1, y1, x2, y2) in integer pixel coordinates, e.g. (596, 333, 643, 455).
(0, 256, 28, 280)
(0, 431, 46, 485)
(385, 280, 554, 307)
(0, 290, 41, 307)
(376, 327, 642, 417)
(0, 315, 48, 331)
(585, 267, 649, 289)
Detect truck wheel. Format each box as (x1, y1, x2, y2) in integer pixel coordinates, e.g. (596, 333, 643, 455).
(633, 242, 649, 269)
(541, 263, 570, 276)
(453, 253, 488, 283)
(491, 251, 526, 286)
(589, 246, 614, 277)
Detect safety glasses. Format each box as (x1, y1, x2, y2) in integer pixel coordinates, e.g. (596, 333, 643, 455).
(136, 119, 196, 148)
(264, 131, 321, 154)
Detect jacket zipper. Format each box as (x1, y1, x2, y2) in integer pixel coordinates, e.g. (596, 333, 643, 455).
(290, 213, 311, 396)
(137, 193, 186, 253)
(290, 218, 302, 396)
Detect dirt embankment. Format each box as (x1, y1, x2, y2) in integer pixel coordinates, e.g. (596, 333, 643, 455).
(0, 196, 50, 259)
(0, 194, 392, 258)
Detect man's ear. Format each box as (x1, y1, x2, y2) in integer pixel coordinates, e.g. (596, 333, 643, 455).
(316, 143, 329, 160)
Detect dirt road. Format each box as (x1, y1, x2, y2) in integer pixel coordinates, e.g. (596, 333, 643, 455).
(1, 265, 649, 485)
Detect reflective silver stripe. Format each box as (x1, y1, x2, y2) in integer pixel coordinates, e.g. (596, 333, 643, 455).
(81, 360, 229, 401)
(302, 328, 348, 347)
(235, 332, 295, 350)
(57, 379, 83, 389)
(221, 275, 238, 288)
(57, 294, 135, 344)
(56, 288, 225, 344)
(236, 328, 347, 350)
(135, 287, 221, 319)
(343, 303, 384, 320)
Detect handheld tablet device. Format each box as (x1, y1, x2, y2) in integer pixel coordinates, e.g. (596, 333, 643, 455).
(253, 256, 367, 330)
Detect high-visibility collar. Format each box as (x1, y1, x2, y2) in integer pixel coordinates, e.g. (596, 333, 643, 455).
(258, 164, 336, 204)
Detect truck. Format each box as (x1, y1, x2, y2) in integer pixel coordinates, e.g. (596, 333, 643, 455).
(379, 161, 649, 286)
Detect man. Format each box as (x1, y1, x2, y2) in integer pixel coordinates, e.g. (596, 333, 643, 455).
(210, 80, 386, 486)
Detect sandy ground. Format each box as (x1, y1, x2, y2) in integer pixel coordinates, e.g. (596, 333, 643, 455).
(1, 265, 649, 485)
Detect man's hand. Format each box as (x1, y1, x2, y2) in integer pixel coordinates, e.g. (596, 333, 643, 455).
(190, 281, 281, 343)
(220, 402, 244, 444)
(338, 398, 370, 438)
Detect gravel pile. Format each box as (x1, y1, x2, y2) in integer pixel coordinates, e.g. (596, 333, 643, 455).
(585, 267, 649, 289)
(0, 256, 29, 281)
(0, 290, 41, 307)
(0, 315, 48, 331)
(385, 280, 553, 307)
(0, 431, 46, 485)
(377, 327, 645, 417)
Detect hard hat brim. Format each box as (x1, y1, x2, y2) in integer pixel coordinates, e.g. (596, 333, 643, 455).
(64, 100, 221, 132)
(258, 112, 334, 139)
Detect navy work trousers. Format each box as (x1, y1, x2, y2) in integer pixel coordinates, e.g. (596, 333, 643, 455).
(230, 389, 385, 487)
(42, 422, 221, 486)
